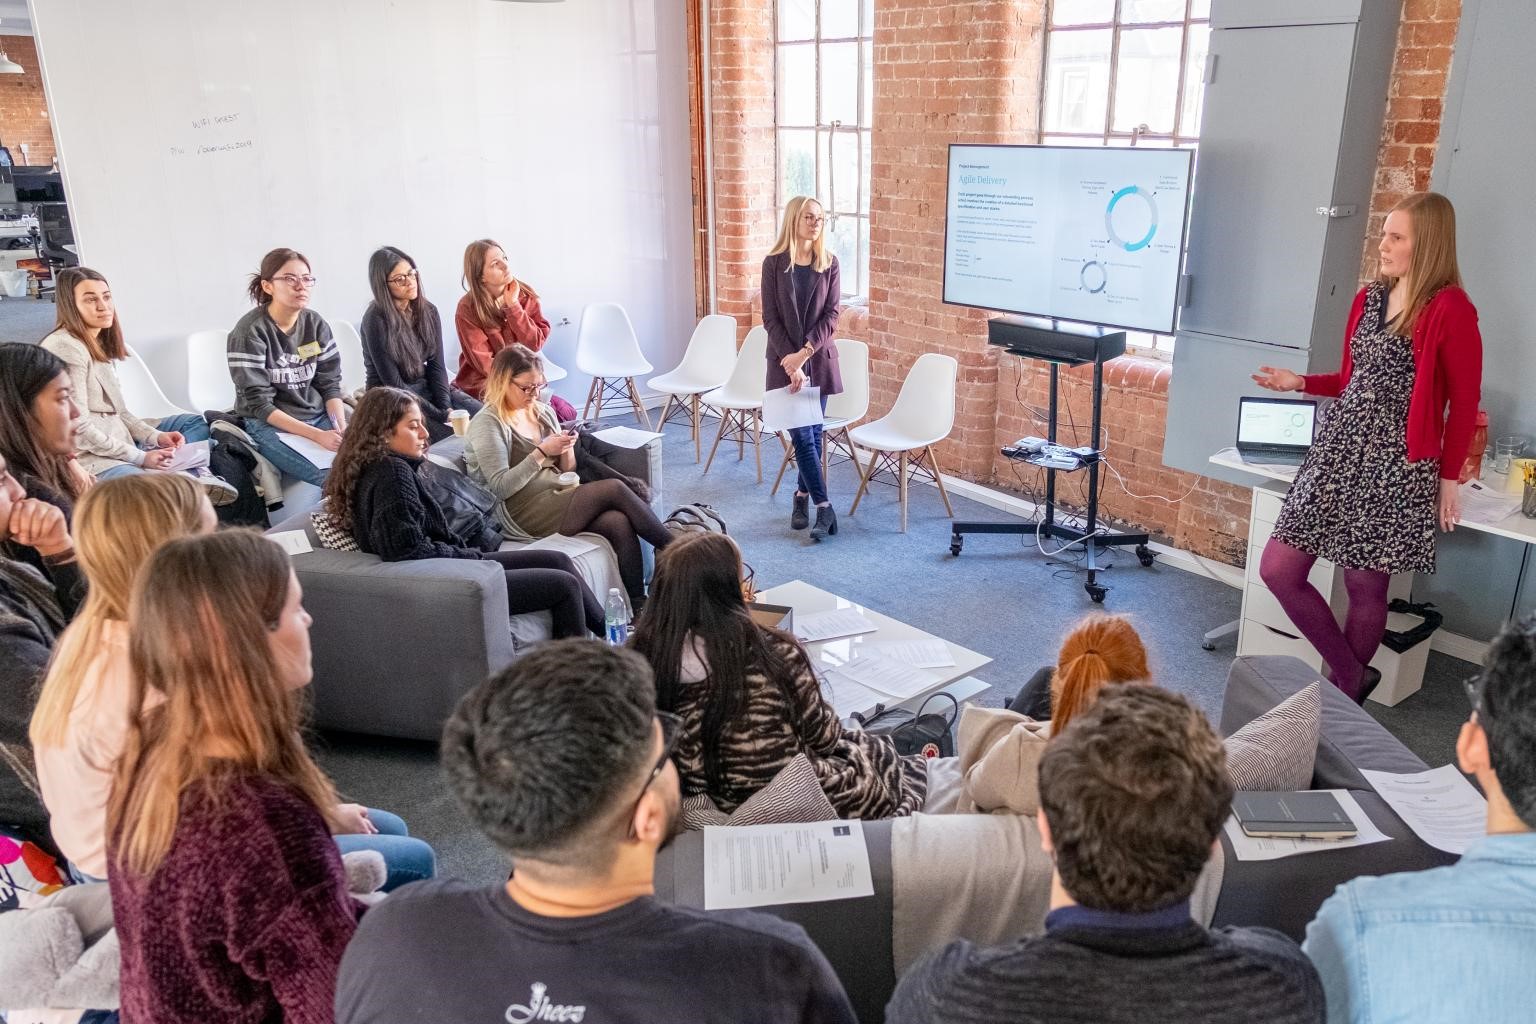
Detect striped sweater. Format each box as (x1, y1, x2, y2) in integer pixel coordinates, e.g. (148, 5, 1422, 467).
(671, 630, 928, 819)
(227, 307, 342, 422)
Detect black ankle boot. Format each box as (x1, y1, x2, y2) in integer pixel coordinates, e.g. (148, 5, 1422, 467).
(1354, 666, 1383, 706)
(809, 504, 837, 542)
(791, 493, 810, 530)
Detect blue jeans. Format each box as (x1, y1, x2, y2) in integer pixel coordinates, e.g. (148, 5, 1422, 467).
(789, 394, 831, 505)
(243, 410, 333, 486)
(333, 807, 436, 893)
(95, 413, 217, 480)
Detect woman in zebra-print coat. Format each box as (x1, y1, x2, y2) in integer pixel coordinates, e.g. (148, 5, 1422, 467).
(630, 532, 927, 818)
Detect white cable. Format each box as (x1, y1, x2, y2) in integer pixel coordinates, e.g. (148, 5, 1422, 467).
(1100, 456, 1203, 505)
(1036, 521, 1110, 558)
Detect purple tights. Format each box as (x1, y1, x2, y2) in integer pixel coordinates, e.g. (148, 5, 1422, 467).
(1258, 538, 1389, 700)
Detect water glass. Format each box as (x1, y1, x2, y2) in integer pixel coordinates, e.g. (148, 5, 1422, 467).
(1494, 435, 1528, 475)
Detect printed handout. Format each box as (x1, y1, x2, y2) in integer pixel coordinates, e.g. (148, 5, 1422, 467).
(703, 821, 874, 910)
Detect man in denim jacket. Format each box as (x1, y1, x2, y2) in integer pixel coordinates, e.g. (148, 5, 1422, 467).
(1304, 615, 1536, 1023)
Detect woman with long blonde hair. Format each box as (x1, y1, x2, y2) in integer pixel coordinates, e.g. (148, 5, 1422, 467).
(31, 473, 212, 881)
(1254, 192, 1482, 703)
(107, 531, 361, 1023)
(761, 195, 843, 541)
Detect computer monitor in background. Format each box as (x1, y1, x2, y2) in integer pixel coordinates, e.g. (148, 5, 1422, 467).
(0, 166, 16, 208)
(38, 202, 73, 247)
(13, 168, 64, 203)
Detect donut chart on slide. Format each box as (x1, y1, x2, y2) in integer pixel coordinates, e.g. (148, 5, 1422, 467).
(1079, 260, 1108, 293)
(1105, 185, 1158, 252)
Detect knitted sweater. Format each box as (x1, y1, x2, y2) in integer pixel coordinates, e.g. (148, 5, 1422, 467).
(359, 301, 452, 422)
(666, 630, 928, 819)
(351, 452, 481, 562)
(452, 286, 550, 400)
(110, 773, 363, 1024)
(886, 903, 1324, 1024)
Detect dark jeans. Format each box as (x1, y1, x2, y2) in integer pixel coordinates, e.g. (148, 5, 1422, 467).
(789, 393, 831, 505)
(1006, 665, 1055, 720)
(486, 549, 604, 638)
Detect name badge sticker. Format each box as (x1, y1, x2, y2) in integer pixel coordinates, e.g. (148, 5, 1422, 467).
(296, 341, 322, 360)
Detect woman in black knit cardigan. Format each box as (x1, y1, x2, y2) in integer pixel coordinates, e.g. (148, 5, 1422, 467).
(321, 387, 602, 639)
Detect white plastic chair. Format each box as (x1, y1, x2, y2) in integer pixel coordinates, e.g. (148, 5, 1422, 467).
(772, 337, 870, 495)
(649, 314, 739, 461)
(575, 302, 653, 427)
(847, 352, 958, 532)
(186, 328, 235, 413)
(330, 318, 366, 397)
(701, 326, 770, 482)
(117, 346, 193, 421)
(539, 348, 569, 384)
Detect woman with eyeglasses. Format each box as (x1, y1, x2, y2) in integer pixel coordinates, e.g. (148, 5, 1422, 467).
(452, 239, 578, 423)
(228, 247, 348, 486)
(465, 345, 672, 609)
(762, 196, 842, 543)
(630, 531, 927, 819)
(360, 246, 482, 443)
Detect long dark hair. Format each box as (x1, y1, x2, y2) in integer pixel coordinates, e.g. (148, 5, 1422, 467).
(366, 246, 434, 382)
(52, 266, 127, 362)
(0, 343, 78, 500)
(630, 532, 802, 792)
(247, 247, 309, 306)
(321, 386, 421, 533)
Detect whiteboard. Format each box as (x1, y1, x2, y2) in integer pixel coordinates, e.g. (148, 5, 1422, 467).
(29, 0, 695, 411)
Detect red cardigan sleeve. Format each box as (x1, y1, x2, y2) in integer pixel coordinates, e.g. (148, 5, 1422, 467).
(1430, 291, 1483, 479)
(1301, 288, 1367, 399)
(455, 305, 495, 382)
(505, 288, 551, 350)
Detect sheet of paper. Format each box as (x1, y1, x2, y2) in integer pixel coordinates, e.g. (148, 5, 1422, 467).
(795, 607, 879, 643)
(523, 533, 600, 558)
(760, 385, 824, 432)
(826, 653, 939, 701)
(1222, 790, 1391, 861)
(592, 425, 664, 449)
(819, 670, 889, 718)
(1361, 764, 1488, 855)
(163, 439, 211, 472)
(864, 638, 956, 669)
(1459, 479, 1521, 524)
(275, 431, 337, 469)
(703, 820, 874, 910)
(268, 530, 313, 555)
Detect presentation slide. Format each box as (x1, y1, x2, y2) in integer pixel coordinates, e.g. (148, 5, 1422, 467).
(942, 145, 1194, 333)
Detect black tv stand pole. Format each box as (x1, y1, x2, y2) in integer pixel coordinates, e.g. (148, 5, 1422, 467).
(949, 317, 1154, 603)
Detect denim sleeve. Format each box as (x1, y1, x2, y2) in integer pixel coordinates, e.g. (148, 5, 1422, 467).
(1303, 886, 1366, 1024)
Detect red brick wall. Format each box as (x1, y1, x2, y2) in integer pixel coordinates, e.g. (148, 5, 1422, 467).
(694, 0, 1462, 565)
(0, 36, 57, 169)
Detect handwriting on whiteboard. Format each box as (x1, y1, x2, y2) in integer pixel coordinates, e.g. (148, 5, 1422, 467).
(169, 111, 254, 158)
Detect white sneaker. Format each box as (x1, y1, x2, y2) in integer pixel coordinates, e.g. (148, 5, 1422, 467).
(187, 468, 239, 507)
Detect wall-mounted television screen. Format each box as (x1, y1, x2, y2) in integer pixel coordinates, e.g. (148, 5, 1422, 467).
(942, 144, 1194, 334)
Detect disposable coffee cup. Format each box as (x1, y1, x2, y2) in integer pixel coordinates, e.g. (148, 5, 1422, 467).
(449, 409, 470, 436)
(556, 471, 580, 489)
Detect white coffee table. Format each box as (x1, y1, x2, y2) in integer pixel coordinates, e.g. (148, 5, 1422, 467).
(756, 579, 993, 716)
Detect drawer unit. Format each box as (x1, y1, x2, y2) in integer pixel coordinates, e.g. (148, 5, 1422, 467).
(1237, 619, 1325, 671)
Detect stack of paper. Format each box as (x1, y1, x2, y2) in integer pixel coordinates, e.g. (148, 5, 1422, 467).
(703, 820, 873, 909)
(1459, 479, 1522, 524)
(1361, 765, 1488, 855)
(592, 425, 664, 449)
(794, 608, 878, 643)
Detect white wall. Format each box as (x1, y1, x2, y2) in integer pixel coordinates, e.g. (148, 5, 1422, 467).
(30, 0, 695, 411)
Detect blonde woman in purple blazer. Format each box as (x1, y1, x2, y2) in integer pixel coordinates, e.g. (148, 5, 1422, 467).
(761, 195, 843, 542)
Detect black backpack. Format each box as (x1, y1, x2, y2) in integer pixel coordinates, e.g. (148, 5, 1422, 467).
(415, 460, 504, 552)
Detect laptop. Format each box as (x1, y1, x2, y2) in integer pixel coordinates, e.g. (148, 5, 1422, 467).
(1236, 396, 1317, 466)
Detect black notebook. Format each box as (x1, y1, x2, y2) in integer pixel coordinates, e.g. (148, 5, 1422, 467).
(1233, 791, 1359, 840)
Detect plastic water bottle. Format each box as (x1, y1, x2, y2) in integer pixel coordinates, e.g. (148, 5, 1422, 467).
(605, 588, 630, 646)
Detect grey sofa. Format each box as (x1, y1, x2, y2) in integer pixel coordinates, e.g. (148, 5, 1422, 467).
(267, 432, 663, 740)
(653, 655, 1458, 1024)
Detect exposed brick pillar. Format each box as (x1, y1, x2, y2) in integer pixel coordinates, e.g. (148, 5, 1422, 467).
(866, 0, 1047, 480)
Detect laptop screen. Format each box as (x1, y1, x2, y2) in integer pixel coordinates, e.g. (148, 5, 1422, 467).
(1238, 398, 1317, 449)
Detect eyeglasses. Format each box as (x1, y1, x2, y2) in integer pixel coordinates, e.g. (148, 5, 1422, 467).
(1463, 673, 1493, 724)
(512, 379, 545, 397)
(387, 270, 419, 286)
(271, 274, 317, 288)
(627, 711, 682, 838)
(801, 214, 824, 225)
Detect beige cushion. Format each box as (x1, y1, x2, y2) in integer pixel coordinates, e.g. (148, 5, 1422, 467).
(1224, 681, 1321, 791)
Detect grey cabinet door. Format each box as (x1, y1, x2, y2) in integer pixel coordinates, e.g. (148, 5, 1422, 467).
(1178, 22, 1357, 349)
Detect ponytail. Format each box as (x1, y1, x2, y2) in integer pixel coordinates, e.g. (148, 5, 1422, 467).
(1048, 615, 1150, 737)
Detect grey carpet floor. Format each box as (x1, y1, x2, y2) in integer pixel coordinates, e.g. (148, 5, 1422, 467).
(0, 295, 57, 342)
(315, 414, 1478, 884)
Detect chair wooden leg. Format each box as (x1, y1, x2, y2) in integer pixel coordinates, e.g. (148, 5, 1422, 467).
(625, 377, 652, 429)
(655, 395, 675, 435)
(736, 412, 745, 461)
(691, 394, 702, 463)
(849, 448, 880, 515)
(926, 446, 955, 518)
(702, 409, 732, 475)
(582, 378, 599, 422)
(771, 433, 794, 496)
(898, 450, 909, 533)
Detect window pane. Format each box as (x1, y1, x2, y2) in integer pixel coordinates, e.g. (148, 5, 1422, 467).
(822, 0, 859, 39)
(1043, 29, 1112, 135)
(862, 0, 874, 35)
(830, 130, 859, 213)
(778, 129, 816, 208)
(779, 0, 815, 42)
(777, 43, 817, 125)
(820, 41, 859, 125)
(1179, 23, 1210, 137)
(1122, 0, 1187, 23)
(1190, 0, 1211, 18)
(828, 215, 858, 295)
(1110, 26, 1183, 134)
(860, 40, 873, 128)
(1041, 134, 1107, 147)
(817, 128, 831, 201)
(857, 217, 870, 299)
(1051, 0, 1114, 26)
(859, 130, 871, 214)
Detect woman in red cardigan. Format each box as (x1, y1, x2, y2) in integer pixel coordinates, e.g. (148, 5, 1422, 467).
(761, 196, 842, 542)
(1252, 192, 1482, 703)
(452, 239, 578, 422)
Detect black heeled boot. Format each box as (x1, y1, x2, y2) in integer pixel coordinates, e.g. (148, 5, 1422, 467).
(791, 493, 810, 530)
(809, 504, 838, 542)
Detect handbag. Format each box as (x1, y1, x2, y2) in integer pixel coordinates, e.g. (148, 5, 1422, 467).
(663, 502, 728, 535)
(415, 460, 504, 552)
(851, 692, 959, 759)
